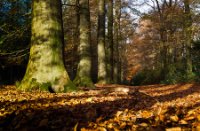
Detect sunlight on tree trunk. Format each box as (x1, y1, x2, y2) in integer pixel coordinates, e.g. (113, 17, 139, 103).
(97, 0, 107, 84)
(18, 0, 76, 92)
(73, 0, 94, 88)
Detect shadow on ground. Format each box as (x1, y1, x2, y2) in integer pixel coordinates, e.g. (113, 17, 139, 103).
(0, 83, 199, 130)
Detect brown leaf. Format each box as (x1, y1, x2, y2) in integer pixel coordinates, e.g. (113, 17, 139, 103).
(39, 119, 48, 127)
(197, 115, 200, 121)
(116, 111, 123, 117)
(96, 127, 107, 131)
(139, 123, 148, 127)
(141, 110, 153, 119)
(170, 115, 179, 122)
(179, 120, 188, 126)
(96, 116, 103, 123)
(165, 127, 181, 131)
(185, 116, 195, 121)
(119, 122, 127, 128)
(74, 123, 79, 131)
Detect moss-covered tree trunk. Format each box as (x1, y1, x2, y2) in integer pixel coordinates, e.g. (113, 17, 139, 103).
(73, 0, 94, 87)
(97, 0, 107, 84)
(18, 0, 76, 92)
(106, 0, 114, 83)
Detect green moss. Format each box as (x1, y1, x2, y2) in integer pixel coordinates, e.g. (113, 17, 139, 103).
(63, 81, 77, 92)
(50, 76, 77, 93)
(97, 79, 107, 85)
(73, 76, 95, 88)
(18, 78, 76, 93)
(53, 77, 59, 85)
(17, 78, 49, 92)
(40, 82, 52, 91)
(15, 81, 21, 87)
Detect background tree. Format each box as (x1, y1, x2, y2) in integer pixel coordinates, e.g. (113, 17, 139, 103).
(183, 0, 193, 77)
(128, 0, 200, 85)
(73, 0, 94, 87)
(62, 0, 79, 79)
(90, 0, 98, 83)
(97, 0, 107, 84)
(106, 0, 114, 83)
(0, 0, 31, 84)
(19, 0, 76, 92)
(113, 0, 121, 83)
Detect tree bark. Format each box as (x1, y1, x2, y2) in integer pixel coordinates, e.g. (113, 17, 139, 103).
(19, 0, 76, 92)
(184, 0, 193, 74)
(106, 0, 114, 83)
(97, 0, 107, 84)
(73, 0, 94, 87)
(113, 0, 121, 83)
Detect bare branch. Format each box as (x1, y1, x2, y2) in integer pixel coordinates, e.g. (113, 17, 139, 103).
(0, 47, 30, 57)
(155, 0, 161, 14)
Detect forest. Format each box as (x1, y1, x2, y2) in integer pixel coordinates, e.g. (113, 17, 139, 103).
(0, 0, 200, 130)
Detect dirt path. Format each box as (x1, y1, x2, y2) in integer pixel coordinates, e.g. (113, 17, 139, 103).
(0, 83, 200, 130)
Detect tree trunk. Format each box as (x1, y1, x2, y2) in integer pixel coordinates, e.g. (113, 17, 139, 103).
(73, 0, 94, 87)
(184, 0, 193, 74)
(19, 0, 76, 92)
(97, 0, 107, 84)
(106, 0, 114, 83)
(113, 0, 121, 83)
(73, 0, 80, 79)
(62, 0, 80, 79)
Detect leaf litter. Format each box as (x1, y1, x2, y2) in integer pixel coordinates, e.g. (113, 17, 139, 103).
(0, 83, 200, 130)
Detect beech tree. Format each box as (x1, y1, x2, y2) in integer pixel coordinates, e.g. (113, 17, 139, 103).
(113, 0, 121, 83)
(73, 0, 94, 87)
(184, 0, 193, 75)
(106, 0, 114, 83)
(62, 0, 80, 79)
(18, 0, 76, 92)
(97, 0, 107, 84)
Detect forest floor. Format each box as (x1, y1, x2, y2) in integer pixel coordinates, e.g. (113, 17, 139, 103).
(0, 83, 200, 131)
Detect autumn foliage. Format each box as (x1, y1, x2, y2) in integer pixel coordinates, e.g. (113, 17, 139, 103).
(1, 83, 200, 130)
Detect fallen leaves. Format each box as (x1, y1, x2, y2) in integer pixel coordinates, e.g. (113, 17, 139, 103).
(0, 83, 200, 130)
(84, 106, 200, 130)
